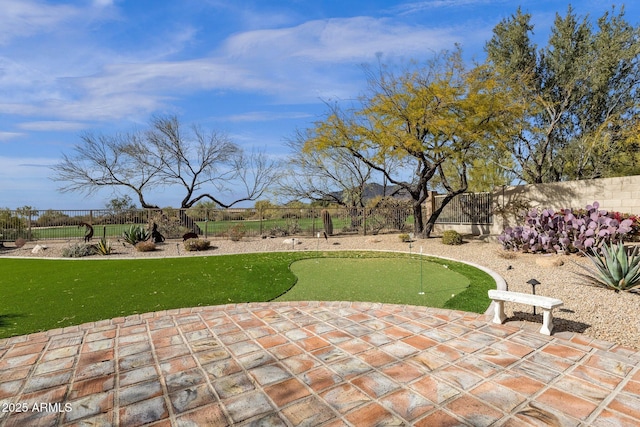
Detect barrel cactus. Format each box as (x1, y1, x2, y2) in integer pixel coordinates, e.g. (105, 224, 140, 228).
(321, 209, 333, 236)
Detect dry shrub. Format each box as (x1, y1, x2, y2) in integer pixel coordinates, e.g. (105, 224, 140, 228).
(184, 238, 211, 251)
(15, 238, 26, 248)
(495, 249, 518, 260)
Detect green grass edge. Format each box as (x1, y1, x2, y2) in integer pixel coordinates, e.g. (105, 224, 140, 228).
(0, 250, 494, 339)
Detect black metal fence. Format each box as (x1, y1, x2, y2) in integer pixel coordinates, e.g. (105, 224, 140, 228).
(0, 206, 414, 242)
(433, 192, 493, 225)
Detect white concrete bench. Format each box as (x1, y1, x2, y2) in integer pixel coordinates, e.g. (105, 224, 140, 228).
(488, 290, 563, 335)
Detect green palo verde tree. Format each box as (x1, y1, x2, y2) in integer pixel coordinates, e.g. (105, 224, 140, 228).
(303, 48, 523, 237)
(486, 5, 640, 182)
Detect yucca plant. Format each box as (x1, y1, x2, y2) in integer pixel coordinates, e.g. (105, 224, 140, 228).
(123, 225, 150, 245)
(93, 238, 112, 255)
(576, 242, 640, 292)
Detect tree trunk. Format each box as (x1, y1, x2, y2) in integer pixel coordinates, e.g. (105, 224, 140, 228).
(423, 221, 435, 239)
(412, 202, 425, 237)
(423, 190, 466, 238)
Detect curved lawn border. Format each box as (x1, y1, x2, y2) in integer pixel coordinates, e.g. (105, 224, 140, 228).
(0, 249, 505, 338)
(355, 249, 506, 315)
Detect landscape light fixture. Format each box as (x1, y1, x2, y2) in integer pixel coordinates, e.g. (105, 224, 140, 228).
(527, 278, 541, 315)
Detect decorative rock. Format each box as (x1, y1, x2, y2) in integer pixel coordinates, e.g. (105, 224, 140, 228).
(535, 255, 564, 267)
(32, 244, 48, 254)
(282, 238, 301, 245)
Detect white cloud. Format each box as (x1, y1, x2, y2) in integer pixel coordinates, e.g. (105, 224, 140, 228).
(224, 111, 313, 122)
(394, 0, 510, 15)
(17, 121, 87, 132)
(0, 0, 78, 44)
(0, 131, 23, 141)
(93, 0, 115, 7)
(0, 156, 53, 179)
(0, 12, 470, 124)
(223, 17, 458, 63)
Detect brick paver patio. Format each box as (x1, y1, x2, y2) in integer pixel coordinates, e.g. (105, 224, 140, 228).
(1, 301, 640, 426)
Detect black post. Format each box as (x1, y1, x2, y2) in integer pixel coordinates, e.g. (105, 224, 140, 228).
(527, 278, 540, 315)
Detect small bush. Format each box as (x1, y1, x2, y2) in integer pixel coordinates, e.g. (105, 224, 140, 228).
(442, 230, 463, 245)
(269, 226, 288, 237)
(15, 238, 26, 248)
(135, 241, 156, 252)
(398, 233, 411, 243)
(228, 223, 246, 241)
(184, 238, 211, 251)
(62, 243, 95, 258)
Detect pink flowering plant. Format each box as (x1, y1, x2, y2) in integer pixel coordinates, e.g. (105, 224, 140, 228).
(499, 202, 636, 254)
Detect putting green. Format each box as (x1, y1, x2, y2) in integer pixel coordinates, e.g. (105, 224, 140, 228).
(276, 257, 470, 307)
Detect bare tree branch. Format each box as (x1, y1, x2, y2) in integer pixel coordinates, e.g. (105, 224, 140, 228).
(51, 115, 279, 209)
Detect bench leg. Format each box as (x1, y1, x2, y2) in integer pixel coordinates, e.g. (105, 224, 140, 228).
(540, 309, 554, 335)
(492, 300, 506, 324)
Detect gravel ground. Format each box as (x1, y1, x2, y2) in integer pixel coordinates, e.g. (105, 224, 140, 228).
(2, 233, 640, 350)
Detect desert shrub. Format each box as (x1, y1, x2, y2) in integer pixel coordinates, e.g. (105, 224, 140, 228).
(123, 225, 150, 245)
(135, 241, 156, 252)
(15, 238, 26, 248)
(184, 238, 211, 251)
(399, 233, 411, 242)
(442, 230, 463, 245)
(268, 226, 288, 237)
(62, 243, 95, 258)
(228, 223, 246, 241)
(34, 210, 70, 227)
(93, 238, 112, 255)
(576, 242, 640, 292)
(495, 249, 518, 260)
(0, 208, 27, 240)
(499, 202, 635, 253)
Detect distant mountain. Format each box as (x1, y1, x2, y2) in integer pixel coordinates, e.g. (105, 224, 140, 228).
(331, 183, 411, 203)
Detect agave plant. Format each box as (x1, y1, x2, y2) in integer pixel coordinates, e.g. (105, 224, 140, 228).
(93, 237, 112, 255)
(122, 225, 150, 245)
(576, 242, 640, 292)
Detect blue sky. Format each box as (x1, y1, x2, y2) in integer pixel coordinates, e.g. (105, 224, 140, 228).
(1, 0, 637, 210)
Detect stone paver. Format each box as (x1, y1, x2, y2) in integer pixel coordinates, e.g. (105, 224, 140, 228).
(1, 301, 640, 426)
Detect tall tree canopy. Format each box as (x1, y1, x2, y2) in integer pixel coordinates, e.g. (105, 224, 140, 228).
(52, 115, 279, 209)
(304, 49, 522, 237)
(486, 5, 640, 183)
(279, 128, 374, 208)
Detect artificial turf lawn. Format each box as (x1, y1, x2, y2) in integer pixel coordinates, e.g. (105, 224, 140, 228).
(278, 257, 470, 307)
(0, 251, 494, 338)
